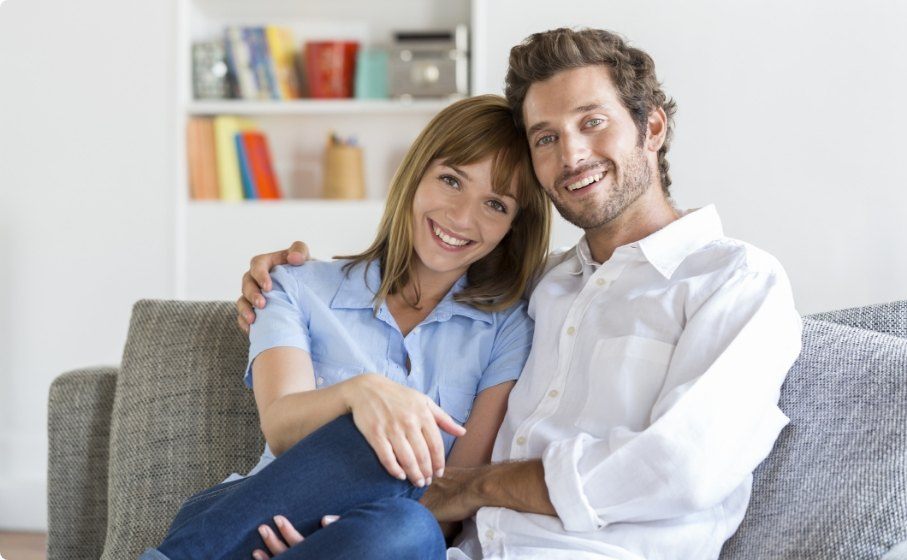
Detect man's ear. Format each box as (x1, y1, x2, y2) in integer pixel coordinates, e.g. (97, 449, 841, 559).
(645, 107, 667, 153)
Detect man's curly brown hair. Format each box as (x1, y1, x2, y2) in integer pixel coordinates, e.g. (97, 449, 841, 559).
(504, 28, 678, 195)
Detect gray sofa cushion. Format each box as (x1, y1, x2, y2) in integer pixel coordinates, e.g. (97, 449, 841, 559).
(100, 300, 264, 560)
(811, 300, 907, 339)
(721, 318, 907, 559)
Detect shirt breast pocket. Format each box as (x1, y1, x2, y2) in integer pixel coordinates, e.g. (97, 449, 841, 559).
(438, 384, 476, 425)
(575, 335, 675, 435)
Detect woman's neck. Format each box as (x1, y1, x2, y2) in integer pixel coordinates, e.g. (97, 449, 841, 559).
(385, 263, 462, 337)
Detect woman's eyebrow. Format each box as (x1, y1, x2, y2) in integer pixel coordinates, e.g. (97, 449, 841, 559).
(447, 164, 470, 181)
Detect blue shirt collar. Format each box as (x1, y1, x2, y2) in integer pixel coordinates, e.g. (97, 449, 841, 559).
(330, 260, 493, 324)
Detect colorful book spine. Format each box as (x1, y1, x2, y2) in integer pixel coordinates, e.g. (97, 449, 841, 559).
(235, 133, 258, 199)
(265, 26, 300, 99)
(224, 26, 258, 99)
(242, 131, 282, 199)
(186, 117, 219, 199)
(213, 115, 255, 201)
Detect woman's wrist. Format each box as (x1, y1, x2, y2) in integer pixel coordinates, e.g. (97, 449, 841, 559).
(337, 373, 378, 412)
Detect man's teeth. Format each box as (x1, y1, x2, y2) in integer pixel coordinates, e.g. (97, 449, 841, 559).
(566, 172, 604, 191)
(433, 224, 470, 246)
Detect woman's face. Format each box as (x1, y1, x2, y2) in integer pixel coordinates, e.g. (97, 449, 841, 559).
(410, 157, 518, 284)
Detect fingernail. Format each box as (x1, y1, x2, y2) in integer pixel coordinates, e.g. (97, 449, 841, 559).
(323, 515, 339, 525)
(258, 525, 269, 538)
(253, 552, 266, 560)
(257, 298, 265, 308)
(245, 312, 254, 323)
(397, 472, 407, 480)
(416, 478, 425, 488)
(426, 477, 432, 485)
(274, 515, 284, 528)
(435, 468, 444, 478)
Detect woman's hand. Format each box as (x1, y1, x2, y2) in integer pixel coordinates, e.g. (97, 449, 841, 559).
(342, 374, 466, 487)
(236, 241, 311, 334)
(252, 515, 304, 559)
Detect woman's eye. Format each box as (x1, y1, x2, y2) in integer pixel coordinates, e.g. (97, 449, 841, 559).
(487, 200, 507, 213)
(535, 134, 556, 147)
(440, 174, 461, 189)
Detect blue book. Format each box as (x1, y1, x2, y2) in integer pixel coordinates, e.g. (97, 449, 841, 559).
(235, 132, 257, 199)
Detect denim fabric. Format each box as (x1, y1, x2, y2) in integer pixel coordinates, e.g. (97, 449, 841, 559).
(141, 415, 445, 560)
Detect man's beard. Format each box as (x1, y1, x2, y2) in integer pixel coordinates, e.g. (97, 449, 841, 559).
(549, 147, 651, 230)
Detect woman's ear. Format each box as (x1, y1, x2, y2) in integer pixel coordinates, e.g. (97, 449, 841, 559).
(646, 107, 667, 153)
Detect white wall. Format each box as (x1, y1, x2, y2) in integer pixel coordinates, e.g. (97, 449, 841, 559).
(475, 0, 907, 314)
(0, 0, 176, 529)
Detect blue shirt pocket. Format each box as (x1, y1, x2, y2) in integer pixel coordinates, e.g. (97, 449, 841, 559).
(312, 360, 361, 388)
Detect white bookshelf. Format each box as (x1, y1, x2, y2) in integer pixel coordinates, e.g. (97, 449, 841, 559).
(175, 0, 472, 300)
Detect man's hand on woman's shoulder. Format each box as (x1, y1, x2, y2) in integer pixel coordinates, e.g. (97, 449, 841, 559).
(236, 241, 311, 334)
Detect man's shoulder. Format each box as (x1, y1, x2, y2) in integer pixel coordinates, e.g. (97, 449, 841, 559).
(690, 237, 786, 278)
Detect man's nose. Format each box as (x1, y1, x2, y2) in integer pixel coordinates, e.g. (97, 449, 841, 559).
(559, 132, 589, 170)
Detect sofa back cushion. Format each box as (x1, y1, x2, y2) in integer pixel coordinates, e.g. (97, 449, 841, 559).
(101, 300, 263, 560)
(720, 318, 907, 559)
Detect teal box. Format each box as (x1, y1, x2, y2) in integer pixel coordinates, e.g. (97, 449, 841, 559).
(355, 48, 389, 99)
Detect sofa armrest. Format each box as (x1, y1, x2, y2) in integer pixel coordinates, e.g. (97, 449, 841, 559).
(47, 366, 118, 560)
(808, 299, 907, 339)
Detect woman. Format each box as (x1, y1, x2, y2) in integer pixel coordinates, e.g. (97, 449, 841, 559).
(141, 95, 551, 560)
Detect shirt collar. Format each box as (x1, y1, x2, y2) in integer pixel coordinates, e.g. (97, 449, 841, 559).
(569, 205, 724, 279)
(637, 204, 724, 279)
(331, 260, 493, 324)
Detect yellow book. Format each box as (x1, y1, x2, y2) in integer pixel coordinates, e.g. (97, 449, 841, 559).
(213, 115, 256, 201)
(265, 25, 300, 99)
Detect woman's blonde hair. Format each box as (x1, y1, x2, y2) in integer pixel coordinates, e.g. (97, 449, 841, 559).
(340, 94, 551, 312)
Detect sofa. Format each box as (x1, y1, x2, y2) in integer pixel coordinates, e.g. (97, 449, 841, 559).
(47, 299, 907, 559)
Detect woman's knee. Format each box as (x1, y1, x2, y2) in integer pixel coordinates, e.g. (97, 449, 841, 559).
(362, 498, 445, 555)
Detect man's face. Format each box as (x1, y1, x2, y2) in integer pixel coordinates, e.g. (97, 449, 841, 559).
(522, 65, 654, 230)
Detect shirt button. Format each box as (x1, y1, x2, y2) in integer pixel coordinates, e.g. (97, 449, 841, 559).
(485, 529, 495, 540)
(317, 377, 324, 385)
(548, 389, 559, 398)
(566, 326, 576, 335)
(596, 277, 607, 286)
(516, 436, 526, 445)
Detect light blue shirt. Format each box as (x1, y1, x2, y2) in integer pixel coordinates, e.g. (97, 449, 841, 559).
(240, 258, 533, 477)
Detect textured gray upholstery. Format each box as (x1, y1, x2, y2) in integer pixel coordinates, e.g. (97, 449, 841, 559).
(46, 299, 907, 559)
(47, 366, 118, 560)
(810, 299, 907, 339)
(100, 300, 264, 560)
(720, 317, 907, 559)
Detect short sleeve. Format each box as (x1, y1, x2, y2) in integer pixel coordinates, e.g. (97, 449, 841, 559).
(477, 302, 533, 393)
(245, 265, 312, 388)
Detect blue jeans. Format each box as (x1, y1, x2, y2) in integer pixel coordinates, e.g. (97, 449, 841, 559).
(140, 415, 445, 560)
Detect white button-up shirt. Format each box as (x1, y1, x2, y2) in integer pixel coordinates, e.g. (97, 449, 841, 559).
(450, 205, 802, 560)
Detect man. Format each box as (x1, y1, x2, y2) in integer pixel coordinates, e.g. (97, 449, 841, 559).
(238, 28, 801, 559)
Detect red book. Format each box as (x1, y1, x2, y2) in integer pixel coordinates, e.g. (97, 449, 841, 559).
(241, 131, 282, 199)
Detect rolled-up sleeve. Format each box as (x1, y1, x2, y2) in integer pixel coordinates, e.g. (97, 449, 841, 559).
(477, 302, 534, 393)
(542, 268, 803, 532)
(245, 265, 312, 388)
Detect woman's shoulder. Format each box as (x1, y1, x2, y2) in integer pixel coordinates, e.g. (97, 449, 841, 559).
(270, 259, 357, 295)
(487, 297, 532, 332)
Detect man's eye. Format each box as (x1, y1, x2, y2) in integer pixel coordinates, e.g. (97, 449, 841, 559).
(487, 200, 507, 213)
(585, 118, 604, 128)
(440, 175, 461, 189)
(536, 134, 556, 147)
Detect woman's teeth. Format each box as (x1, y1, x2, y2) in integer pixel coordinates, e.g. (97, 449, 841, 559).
(433, 223, 470, 247)
(567, 172, 604, 191)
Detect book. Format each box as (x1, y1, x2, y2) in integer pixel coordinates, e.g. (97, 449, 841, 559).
(265, 25, 300, 99)
(243, 27, 271, 100)
(192, 41, 230, 100)
(186, 117, 219, 199)
(213, 115, 255, 201)
(235, 133, 258, 199)
(224, 26, 258, 99)
(242, 131, 282, 199)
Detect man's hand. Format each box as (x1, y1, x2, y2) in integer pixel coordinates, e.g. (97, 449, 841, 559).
(236, 241, 310, 334)
(421, 461, 556, 522)
(419, 466, 483, 522)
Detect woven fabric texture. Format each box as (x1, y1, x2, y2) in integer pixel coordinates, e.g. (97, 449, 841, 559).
(99, 300, 263, 560)
(47, 366, 118, 560)
(810, 299, 907, 339)
(720, 318, 907, 559)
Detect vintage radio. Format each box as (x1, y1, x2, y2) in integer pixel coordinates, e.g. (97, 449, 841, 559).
(389, 25, 468, 99)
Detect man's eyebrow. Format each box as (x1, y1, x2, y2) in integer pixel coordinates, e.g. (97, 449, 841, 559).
(526, 104, 609, 136)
